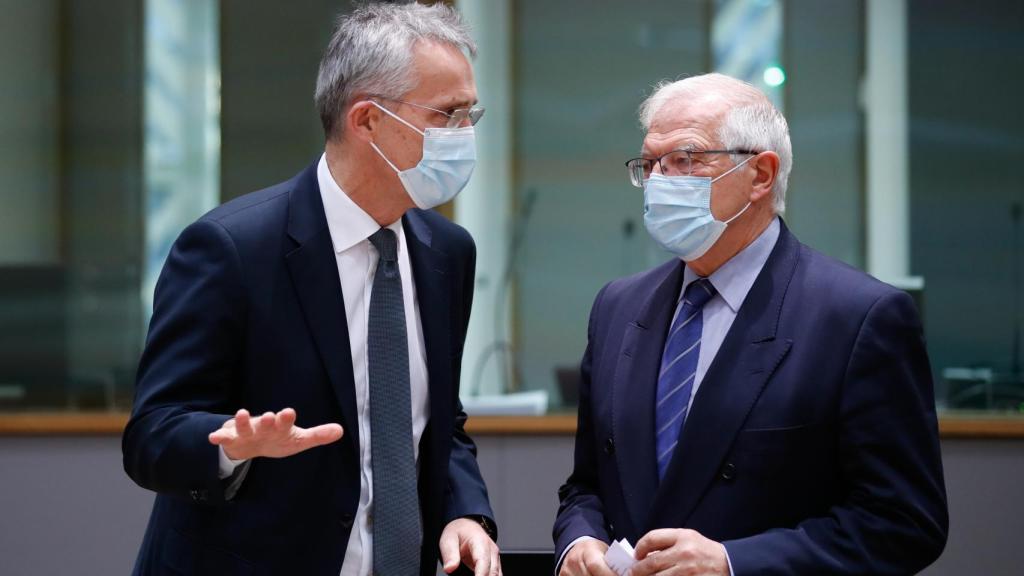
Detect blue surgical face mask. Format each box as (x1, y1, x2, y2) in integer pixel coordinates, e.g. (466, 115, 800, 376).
(643, 155, 754, 261)
(368, 101, 476, 210)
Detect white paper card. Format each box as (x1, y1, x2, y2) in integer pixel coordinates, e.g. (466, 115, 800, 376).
(604, 538, 638, 576)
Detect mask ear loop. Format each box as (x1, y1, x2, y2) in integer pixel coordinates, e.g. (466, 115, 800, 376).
(723, 200, 752, 224)
(368, 100, 425, 136)
(712, 154, 758, 224)
(365, 100, 426, 175)
(369, 142, 401, 174)
(710, 153, 755, 183)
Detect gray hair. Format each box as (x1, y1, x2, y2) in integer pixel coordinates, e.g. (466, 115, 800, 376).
(314, 2, 476, 139)
(638, 73, 792, 214)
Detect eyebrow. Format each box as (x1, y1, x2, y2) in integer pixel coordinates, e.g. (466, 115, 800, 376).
(640, 144, 694, 157)
(437, 97, 478, 110)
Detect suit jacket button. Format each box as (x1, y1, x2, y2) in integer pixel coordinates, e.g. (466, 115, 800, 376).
(720, 463, 737, 481)
(604, 437, 615, 455)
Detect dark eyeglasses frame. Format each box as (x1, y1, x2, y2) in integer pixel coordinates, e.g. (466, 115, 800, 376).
(625, 148, 760, 188)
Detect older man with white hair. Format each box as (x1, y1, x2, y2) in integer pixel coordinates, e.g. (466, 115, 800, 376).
(554, 73, 947, 575)
(124, 3, 500, 575)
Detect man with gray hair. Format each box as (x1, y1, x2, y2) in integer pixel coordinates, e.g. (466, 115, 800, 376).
(124, 3, 500, 575)
(554, 73, 947, 575)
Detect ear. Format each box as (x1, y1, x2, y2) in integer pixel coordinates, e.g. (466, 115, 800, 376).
(345, 100, 381, 143)
(748, 151, 780, 204)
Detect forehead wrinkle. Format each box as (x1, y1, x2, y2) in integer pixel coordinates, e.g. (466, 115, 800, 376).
(643, 127, 715, 156)
(647, 93, 728, 141)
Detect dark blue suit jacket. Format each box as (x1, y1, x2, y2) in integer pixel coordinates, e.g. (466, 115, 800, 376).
(554, 221, 948, 575)
(123, 162, 494, 575)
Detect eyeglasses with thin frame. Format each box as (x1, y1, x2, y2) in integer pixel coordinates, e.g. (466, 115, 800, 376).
(370, 96, 485, 128)
(624, 148, 759, 188)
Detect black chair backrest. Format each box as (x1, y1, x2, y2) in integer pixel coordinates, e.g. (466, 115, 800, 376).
(499, 550, 555, 575)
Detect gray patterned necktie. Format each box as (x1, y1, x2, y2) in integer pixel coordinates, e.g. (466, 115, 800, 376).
(367, 228, 421, 575)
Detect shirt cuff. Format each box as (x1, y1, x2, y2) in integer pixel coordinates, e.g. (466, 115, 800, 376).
(217, 446, 247, 479)
(555, 536, 600, 575)
(724, 544, 736, 576)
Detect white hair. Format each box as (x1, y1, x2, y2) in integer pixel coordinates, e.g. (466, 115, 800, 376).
(314, 1, 476, 139)
(638, 73, 792, 213)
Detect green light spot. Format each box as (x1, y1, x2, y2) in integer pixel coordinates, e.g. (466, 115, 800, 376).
(763, 66, 786, 87)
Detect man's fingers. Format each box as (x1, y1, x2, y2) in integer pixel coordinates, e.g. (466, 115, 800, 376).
(288, 425, 343, 454)
(276, 408, 296, 430)
(439, 531, 460, 573)
(634, 529, 676, 560)
(258, 411, 275, 432)
(560, 551, 582, 576)
(303, 423, 344, 446)
(633, 536, 681, 576)
(235, 409, 253, 437)
(490, 546, 500, 576)
(562, 545, 589, 576)
(592, 560, 616, 576)
(471, 540, 488, 576)
(573, 555, 593, 576)
(208, 428, 232, 445)
(583, 549, 618, 576)
(212, 409, 342, 456)
(632, 552, 675, 576)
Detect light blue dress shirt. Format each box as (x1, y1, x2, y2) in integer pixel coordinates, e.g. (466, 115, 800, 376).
(675, 217, 780, 414)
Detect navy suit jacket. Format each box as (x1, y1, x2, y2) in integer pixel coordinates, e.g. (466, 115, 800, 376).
(554, 221, 948, 575)
(123, 162, 494, 575)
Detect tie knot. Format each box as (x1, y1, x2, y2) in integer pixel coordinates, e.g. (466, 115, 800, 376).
(682, 278, 716, 309)
(369, 228, 398, 263)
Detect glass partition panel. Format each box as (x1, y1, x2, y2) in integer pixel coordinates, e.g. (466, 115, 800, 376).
(908, 0, 1024, 415)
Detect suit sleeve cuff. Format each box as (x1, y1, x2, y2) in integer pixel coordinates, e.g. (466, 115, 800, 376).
(217, 447, 251, 500)
(722, 542, 736, 576)
(217, 446, 247, 478)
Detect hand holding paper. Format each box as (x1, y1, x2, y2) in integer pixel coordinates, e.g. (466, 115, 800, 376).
(603, 538, 638, 576)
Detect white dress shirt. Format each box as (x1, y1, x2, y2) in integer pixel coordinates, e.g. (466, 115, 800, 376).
(219, 153, 430, 576)
(319, 153, 431, 576)
(557, 217, 780, 575)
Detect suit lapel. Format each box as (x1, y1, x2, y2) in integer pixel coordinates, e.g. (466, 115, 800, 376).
(648, 222, 800, 530)
(613, 259, 684, 539)
(403, 212, 453, 447)
(284, 163, 360, 452)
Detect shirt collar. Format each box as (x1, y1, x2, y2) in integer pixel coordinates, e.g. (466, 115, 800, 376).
(317, 153, 400, 253)
(683, 217, 781, 313)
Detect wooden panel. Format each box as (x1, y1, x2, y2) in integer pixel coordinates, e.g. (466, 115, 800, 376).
(939, 415, 1024, 438)
(465, 414, 577, 435)
(2, 412, 1023, 438)
(0, 413, 128, 435)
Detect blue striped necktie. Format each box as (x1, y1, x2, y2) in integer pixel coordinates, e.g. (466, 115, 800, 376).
(655, 278, 717, 480)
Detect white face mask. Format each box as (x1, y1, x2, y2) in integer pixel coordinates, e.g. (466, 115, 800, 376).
(642, 155, 754, 261)
(368, 101, 477, 210)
